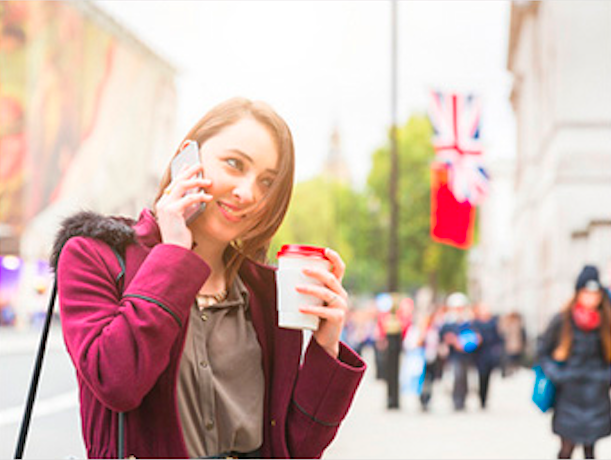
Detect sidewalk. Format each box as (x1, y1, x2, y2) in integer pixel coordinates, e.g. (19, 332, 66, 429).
(325, 348, 611, 459)
(0, 325, 64, 356)
(2, 330, 609, 459)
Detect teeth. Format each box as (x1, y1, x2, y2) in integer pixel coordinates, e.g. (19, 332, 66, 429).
(219, 202, 242, 218)
(219, 203, 235, 215)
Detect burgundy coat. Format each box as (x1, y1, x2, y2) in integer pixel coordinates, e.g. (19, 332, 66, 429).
(54, 209, 365, 459)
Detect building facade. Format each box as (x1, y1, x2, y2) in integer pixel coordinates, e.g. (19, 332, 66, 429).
(468, 158, 516, 314)
(503, 1, 611, 332)
(0, 1, 177, 325)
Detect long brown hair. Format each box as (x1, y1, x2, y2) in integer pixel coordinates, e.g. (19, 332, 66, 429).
(553, 290, 611, 363)
(153, 97, 295, 284)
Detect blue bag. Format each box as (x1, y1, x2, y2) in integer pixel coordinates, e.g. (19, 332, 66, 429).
(532, 365, 556, 412)
(458, 329, 479, 353)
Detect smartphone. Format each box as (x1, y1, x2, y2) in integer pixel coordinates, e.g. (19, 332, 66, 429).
(170, 140, 206, 224)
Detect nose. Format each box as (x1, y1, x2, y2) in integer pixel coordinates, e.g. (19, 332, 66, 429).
(232, 176, 258, 205)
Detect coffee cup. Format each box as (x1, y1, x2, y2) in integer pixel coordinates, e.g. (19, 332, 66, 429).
(276, 245, 332, 330)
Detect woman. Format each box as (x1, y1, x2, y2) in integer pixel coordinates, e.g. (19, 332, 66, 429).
(499, 311, 526, 377)
(539, 265, 611, 459)
(417, 306, 445, 412)
(52, 98, 366, 459)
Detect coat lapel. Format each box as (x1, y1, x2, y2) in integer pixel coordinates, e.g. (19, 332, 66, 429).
(240, 259, 301, 456)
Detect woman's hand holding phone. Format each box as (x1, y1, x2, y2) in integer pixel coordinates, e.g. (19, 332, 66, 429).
(155, 163, 213, 249)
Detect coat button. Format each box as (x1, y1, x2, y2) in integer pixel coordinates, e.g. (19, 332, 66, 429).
(270, 419, 276, 427)
(206, 421, 215, 430)
(200, 361, 208, 368)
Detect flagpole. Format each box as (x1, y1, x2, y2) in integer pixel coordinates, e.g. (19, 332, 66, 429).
(388, 0, 399, 293)
(386, 0, 402, 411)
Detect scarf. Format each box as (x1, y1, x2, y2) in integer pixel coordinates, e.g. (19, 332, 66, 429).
(572, 302, 601, 331)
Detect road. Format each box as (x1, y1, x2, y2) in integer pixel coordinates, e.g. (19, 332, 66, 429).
(1, 329, 610, 459)
(0, 327, 85, 459)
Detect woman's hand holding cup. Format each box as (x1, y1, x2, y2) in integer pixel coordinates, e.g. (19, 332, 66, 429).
(296, 248, 349, 359)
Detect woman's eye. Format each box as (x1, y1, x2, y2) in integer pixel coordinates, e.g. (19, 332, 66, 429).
(261, 178, 274, 189)
(226, 158, 243, 171)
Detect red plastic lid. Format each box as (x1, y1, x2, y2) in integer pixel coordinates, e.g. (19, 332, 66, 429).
(277, 244, 328, 260)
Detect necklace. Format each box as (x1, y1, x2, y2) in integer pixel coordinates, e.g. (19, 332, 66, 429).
(196, 290, 228, 309)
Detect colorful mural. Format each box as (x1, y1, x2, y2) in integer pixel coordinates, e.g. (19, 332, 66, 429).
(0, 1, 176, 239)
(0, 2, 114, 230)
(0, 1, 176, 324)
(0, 2, 28, 233)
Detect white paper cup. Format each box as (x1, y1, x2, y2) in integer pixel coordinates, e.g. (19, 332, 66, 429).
(276, 245, 332, 331)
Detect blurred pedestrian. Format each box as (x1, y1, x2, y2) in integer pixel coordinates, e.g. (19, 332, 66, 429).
(52, 98, 365, 459)
(375, 295, 412, 381)
(344, 304, 376, 356)
(538, 265, 611, 459)
(473, 303, 503, 409)
(374, 298, 390, 380)
(499, 311, 527, 377)
(417, 305, 446, 412)
(439, 292, 480, 411)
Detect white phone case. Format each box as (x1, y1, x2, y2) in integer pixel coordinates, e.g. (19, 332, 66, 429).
(170, 141, 206, 224)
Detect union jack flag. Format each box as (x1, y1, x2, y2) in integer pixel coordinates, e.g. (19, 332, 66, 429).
(429, 91, 489, 205)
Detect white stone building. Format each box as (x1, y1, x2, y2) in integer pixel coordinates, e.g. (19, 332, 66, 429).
(469, 158, 516, 314)
(493, 1, 611, 333)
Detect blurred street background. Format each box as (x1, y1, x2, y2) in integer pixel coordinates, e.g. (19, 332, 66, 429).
(1, 1, 610, 459)
(1, 331, 610, 459)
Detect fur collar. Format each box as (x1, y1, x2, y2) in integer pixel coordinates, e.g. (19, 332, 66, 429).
(50, 211, 137, 272)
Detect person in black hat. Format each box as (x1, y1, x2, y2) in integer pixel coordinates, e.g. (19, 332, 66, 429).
(575, 265, 604, 292)
(538, 264, 611, 459)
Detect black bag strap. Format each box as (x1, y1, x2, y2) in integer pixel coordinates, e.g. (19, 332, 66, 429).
(15, 250, 127, 459)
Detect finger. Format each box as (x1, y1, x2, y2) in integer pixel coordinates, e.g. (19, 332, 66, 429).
(324, 248, 346, 281)
(302, 267, 347, 298)
(172, 177, 212, 196)
(176, 163, 205, 181)
(295, 285, 347, 309)
(299, 305, 346, 323)
(174, 190, 213, 210)
(164, 173, 211, 200)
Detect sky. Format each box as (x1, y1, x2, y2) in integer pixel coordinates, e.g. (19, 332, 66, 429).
(93, 0, 516, 189)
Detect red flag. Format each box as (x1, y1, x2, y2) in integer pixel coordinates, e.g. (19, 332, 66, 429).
(430, 163, 475, 249)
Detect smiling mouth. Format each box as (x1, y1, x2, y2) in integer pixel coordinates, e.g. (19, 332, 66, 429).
(218, 202, 246, 221)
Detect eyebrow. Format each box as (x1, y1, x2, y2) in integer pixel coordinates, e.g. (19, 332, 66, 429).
(226, 148, 279, 175)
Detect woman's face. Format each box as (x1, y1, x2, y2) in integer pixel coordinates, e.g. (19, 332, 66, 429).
(577, 289, 603, 310)
(191, 117, 280, 245)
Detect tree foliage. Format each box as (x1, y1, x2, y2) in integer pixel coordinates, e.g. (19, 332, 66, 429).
(367, 115, 467, 295)
(270, 115, 468, 297)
